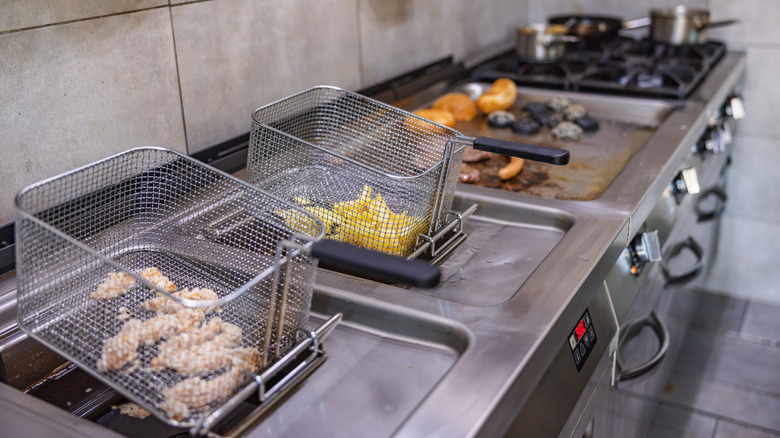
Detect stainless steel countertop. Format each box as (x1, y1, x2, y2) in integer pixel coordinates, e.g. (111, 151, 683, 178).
(0, 51, 746, 438)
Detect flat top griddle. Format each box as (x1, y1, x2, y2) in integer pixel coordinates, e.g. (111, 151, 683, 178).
(433, 83, 671, 201)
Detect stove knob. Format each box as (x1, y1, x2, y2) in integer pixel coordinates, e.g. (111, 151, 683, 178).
(705, 126, 727, 154)
(635, 230, 662, 263)
(673, 167, 701, 196)
(724, 94, 746, 120)
(628, 230, 663, 276)
(721, 120, 733, 145)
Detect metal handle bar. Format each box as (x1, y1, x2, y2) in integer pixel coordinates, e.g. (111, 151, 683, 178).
(617, 311, 669, 382)
(662, 236, 704, 284)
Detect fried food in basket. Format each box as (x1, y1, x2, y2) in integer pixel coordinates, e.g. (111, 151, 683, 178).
(97, 308, 206, 372)
(140, 267, 177, 292)
(95, 267, 264, 422)
(141, 287, 221, 315)
(89, 272, 136, 300)
(276, 185, 428, 256)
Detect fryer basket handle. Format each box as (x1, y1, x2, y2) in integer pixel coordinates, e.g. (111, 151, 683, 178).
(472, 137, 570, 165)
(311, 239, 441, 288)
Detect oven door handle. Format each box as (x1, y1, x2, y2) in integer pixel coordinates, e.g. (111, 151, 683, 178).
(662, 236, 704, 284)
(695, 186, 728, 222)
(616, 311, 669, 382)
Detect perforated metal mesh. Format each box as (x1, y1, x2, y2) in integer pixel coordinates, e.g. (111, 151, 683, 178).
(14, 147, 322, 427)
(247, 86, 465, 256)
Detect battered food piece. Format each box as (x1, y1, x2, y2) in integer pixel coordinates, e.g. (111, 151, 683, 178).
(545, 95, 571, 112)
(140, 267, 176, 293)
(433, 93, 477, 121)
(462, 146, 492, 163)
(511, 118, 541, 135)
(486, 110, 517, 128)
(563, 104, 588, 121)
(89, 272, 136, 300)
(152, 320, 258, 376)
(551, 121, 584, 140)
(97, 308, 206, 371)
(141, 288, 221, 315)
(575, 116, 600, 132)
(161, 366, 253, 421)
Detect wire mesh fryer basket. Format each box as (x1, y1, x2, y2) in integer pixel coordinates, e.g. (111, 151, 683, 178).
(247, 85, 467, 258)
(14, 147, 326, 427)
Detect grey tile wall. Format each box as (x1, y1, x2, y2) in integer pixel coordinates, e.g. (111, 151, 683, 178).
(709, 0, 780, 47)
(0, 0, 166, 32)
(358, 0, 525, 86)
(0, 8, 184, 226)
(172, 0, 362, 153)
(359, 0, 458, 85)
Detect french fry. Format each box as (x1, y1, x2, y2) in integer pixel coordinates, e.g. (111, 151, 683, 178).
(276, 185, 427, 256)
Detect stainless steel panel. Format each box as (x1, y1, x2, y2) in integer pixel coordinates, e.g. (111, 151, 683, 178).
(502, 283, 618, 438)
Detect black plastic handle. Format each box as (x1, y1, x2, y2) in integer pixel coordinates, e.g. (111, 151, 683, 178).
(662, 236, 704, 284)
(617, 311, 669, 382)
(311, 239, 441, 288)
(695, 186, 728, 222)
(472, 137, 570, 165)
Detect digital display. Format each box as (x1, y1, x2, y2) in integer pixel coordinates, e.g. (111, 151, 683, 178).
(575, 320, 587, 341)
(569, 308, 597, 372)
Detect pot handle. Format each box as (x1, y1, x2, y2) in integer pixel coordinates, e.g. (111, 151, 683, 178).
(311, 239, 441, 288)
(545, 34, 579, 46)
(700, 19, 739, 30)
(622, 17, 651, 30)
(472, 137, 570, 165)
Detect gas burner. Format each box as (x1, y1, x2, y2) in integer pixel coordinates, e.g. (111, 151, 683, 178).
(473, 38, 726, 98)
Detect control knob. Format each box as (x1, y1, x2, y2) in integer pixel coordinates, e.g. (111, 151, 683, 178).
(628, 230, 662, 276)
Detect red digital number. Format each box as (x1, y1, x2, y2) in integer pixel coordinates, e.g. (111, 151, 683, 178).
(575, 320, 586, 341)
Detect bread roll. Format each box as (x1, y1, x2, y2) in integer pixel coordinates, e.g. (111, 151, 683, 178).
(411, 108, 456, 128)
(433, 93, 477, 122)
(477, 78, 518, 114)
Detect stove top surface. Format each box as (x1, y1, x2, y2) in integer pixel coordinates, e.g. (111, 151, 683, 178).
(472, 38, 726, 99)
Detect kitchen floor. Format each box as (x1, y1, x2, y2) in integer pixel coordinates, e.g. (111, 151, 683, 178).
(617, 287, 780, 438)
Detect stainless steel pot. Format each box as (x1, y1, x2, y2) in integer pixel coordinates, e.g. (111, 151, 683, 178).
(516, 24, 578, 62)
(650, 6, 737, 45)
(548, 15, 651, 41)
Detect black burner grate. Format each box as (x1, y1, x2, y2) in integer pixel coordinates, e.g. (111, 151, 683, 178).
(473, 38, 726, 99)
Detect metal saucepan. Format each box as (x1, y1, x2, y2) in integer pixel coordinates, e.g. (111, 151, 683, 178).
(516, 24, 579, 62)
(548, 15, 651, 40)
(650, 6, 737, 45)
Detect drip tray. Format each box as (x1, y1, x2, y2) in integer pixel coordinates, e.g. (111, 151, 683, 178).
(409, 191, 573, 306)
